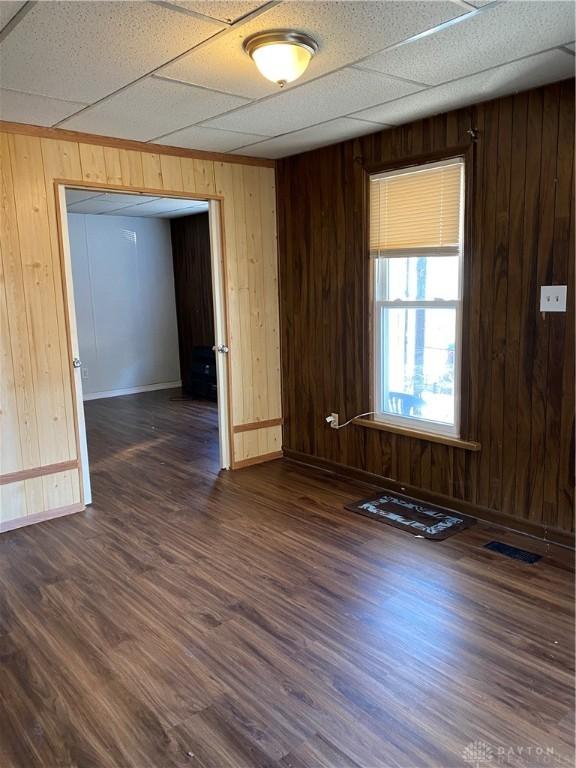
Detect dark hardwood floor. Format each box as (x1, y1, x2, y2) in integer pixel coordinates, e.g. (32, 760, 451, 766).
(0, 390, 574, 767)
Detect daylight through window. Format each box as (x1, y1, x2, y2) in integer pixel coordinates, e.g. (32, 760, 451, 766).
(370, 157, 465, 437)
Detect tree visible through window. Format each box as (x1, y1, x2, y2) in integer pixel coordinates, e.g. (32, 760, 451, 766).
(369, 157, 464, 437)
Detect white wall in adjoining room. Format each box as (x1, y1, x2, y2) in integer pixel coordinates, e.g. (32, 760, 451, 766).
(67, 213, 181, 400)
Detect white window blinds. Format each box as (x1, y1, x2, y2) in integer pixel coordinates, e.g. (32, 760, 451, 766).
(369, 157, 464, 258)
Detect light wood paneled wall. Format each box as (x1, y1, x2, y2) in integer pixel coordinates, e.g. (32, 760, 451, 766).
(0, 127, 281, 531)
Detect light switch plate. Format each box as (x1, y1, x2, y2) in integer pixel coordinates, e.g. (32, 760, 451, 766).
(540, 285, 567, 312)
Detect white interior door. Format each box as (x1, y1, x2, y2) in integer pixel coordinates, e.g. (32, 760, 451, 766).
(57, 186, 92, 504)
(208, 199, 231, 469)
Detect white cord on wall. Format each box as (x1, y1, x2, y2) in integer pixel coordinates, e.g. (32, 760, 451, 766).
(325, 411, 378, 430)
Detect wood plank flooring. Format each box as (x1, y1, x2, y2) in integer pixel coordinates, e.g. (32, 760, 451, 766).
(0, 390, 574, 767)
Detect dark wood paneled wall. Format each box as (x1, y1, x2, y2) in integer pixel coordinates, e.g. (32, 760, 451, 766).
(277, 79, 575, 536)
(170, 213, 214, 391)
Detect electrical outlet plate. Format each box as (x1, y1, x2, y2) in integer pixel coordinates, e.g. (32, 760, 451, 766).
(540, 285, 567, 312)
(330, 412, 339, 428)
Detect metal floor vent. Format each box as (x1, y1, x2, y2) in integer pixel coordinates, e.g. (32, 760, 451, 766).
(484, 540, 542, 564)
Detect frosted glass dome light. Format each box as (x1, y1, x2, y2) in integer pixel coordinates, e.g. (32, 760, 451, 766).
(243, 31, 318, 88)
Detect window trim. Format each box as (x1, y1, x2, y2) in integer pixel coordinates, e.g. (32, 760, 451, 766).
(373, 293, 463, 438)
(364, 147, 473, 443)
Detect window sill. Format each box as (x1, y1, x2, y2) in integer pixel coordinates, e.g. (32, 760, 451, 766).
(354, 417, 481, 451)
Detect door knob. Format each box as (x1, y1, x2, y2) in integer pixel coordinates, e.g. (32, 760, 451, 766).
(72, 357, 82, 368)
(212, 345, 229, 354)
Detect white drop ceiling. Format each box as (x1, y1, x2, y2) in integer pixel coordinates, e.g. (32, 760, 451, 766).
(0, 1, 574, 159)
(65, 189, 209, 218)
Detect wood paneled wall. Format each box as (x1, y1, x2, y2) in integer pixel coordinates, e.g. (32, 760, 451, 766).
(277, 79, 574, 538)
(0, 127, 281, 530)
(215, 162, 282, 465)
(170, 212, 215, 392)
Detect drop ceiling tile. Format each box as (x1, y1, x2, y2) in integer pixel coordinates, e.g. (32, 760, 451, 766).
(353, 49, 576, 127)
(59, 77, 249, 141)
(0, 1, 25, 30)
(160, 1, 468, 98)
(67, 193, 161, 214)
(360, 1, 576, 86)
(163, 1, 265, 23)
(159, 47, 278, 100)
(159, 124, 268, 151)
(67, 199, 143, 215)
(113, 198, 207, 216)
(98, 193, 162, 207)
(0, 88, 87, 126)
(65, 190, 105, 205)
(204, 68, 422, 136)
(0, 1, 222, 103)
(230, 117, 388, 159)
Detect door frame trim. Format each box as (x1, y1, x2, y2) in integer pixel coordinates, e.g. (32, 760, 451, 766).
(54, 181, 234, 504)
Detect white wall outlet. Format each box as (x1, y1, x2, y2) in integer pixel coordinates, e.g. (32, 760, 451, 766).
(81, 367, 89, 380)
(327, 412, 339, 428)
(540, 285, 567, 312)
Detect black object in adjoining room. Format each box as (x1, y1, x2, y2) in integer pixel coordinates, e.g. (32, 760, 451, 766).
(345, 491, 475, 540)
(185, 345, 217, 401)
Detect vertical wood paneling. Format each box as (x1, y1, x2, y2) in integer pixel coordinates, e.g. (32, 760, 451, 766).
(79, 142, 106, 182)
(1, 132, 280, 526)
(543, 83, 574, 527)
(40, 139, 83, 463)
(277, 80, 574, 534)
(0, 244, 21, 474)
(103, 146, 123, 184)
(0, 480, 38, 523)
(119, 149, 144, 187)
(514, 89, 544, 520)
(529, 85, 560, 524)
(233, 425, 281, 462)
(558, 167, 575, 531)
(1, 135, 82, 522)
(181, 157, 216, 196)
(259, 166, 281, 422)
(476, 99, 499, 508)
(244, 166, 265, 422)
(42, 468, 80, 511)
(8, 134, 72, 465)
(215, 161, 248, 430)
(501, 92, 528, 516)
(0, 133, 40, 474)
(488, 96, 512, 512)
(159, 154, 183, 191)
(465, 104, 485, 505)
(141, 152, 164, 188)
(214, 161, 281, 462)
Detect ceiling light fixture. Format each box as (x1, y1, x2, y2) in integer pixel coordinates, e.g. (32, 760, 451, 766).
(243, 31, 318, 88)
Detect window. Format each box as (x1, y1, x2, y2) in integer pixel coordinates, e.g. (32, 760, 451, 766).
(369, 156, 465, 437)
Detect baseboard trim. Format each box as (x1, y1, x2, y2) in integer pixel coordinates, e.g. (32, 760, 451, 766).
(1, 502, 84, 534)
(283, 449, 575, 549)
(233, 451, 283, 470)
(83, 381, 182, 401)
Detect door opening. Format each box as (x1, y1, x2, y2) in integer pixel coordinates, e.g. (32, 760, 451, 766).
(57, 185, 231, 507)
